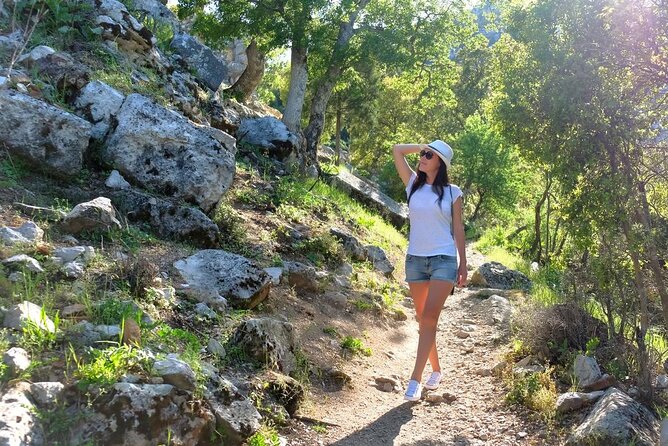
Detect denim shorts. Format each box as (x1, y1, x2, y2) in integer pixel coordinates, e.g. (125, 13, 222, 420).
(405, 254, 458, 283)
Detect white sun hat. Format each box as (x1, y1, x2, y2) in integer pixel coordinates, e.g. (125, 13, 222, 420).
(427, 140, 453, 169)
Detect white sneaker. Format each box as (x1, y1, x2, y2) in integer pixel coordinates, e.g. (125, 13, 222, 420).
(424, 371, 442, 390)
(404, 379, 422, 401)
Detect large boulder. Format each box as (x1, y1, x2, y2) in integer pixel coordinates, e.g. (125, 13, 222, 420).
(566, 388, 659, 446)
(110, 188, 220, 247)
(0, 382, 44, 445)
(208, 396, 261, 446)
(70, 383, 216, 445)
(232, 318, 297, 374)
(237, 117, 301, 161)
(0, 90, 91, 178)
(332, 170, 408, 229)
(170, 33, 228, 91)
(174, 250, 271, 309)
(469, 261, 532, 290)
(74, 80, 125, 140)
(103, 94, 236, 212)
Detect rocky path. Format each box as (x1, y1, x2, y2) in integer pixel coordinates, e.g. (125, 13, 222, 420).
(282, 245, 563, 446)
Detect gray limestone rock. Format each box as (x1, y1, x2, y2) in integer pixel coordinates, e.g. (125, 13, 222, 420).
(232, 318, 296, 374)
(556, 391, 605, 414)
(3, 301, 55, 332)
(61, 197, 122, 234)
(152, 356, 196, 391)
(566, 388, 659, 446)
(174, 250, 271, 309)
(30, 382, 65, 408)
(109, 188, 220, 248)
(0, 382, 44, 445)
(74, 80, 125, 140)
(237, 117, 300, 161)
(469, 261, 532, 290)
(0, 90, 91, 178)
(2, 254, 44, 273)
(70, 382, 216, 445)
(2, 347, 31, 376)
(103, 94, 236, 212)
(574, 354, 602, 389)
(332, 170, 408, 229)
(170, 33, 228, 91)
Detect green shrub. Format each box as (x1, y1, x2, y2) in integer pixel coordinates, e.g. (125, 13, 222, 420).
(72, 344, 149, 390)
(292, 233, 343, 267)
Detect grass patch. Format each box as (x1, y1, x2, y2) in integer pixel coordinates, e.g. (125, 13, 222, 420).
(71, 343, 150, 391)
(247, 424, 280, 446)
(504, 368, 558, 421)
(19, 307, 60, 355)
(340, 336, 372, 357)
(0, 155, 29, 188)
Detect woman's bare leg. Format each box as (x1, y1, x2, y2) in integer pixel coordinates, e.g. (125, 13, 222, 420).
(409, 282, 440, 372)
(410, 280, 453, 382)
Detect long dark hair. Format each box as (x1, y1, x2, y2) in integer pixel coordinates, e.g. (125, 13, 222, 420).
(407, 159, 450, 206)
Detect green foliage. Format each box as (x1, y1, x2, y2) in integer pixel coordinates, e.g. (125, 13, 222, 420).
(322, 326, 339, 337)
(72, 344, 149, 390)
(505, 369, 557, 420)
(0, 156, 29, 188)
(247, 425, 280, 446)
(212, 202, 249, 254)
(20, 308, 59, 354)
(91, 299, 140, 325)
(292, 233, 343, 267)
(454, 114, 528, 223)
(144, 324, 202, 364)
(585, 337, 600, 357)
(12, 0, 95, 50)
(340, 336, 372, 357)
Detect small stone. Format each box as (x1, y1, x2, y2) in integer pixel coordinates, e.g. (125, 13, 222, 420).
(63, 261, 85, 278)
(443, 392, 458, 403)
(517, 431, 528, 439)
(207, 339, 226, 357)
(61, 304, 87, 318)
(2, 254, 44, 273)
(30, 382, 64, 407)
(122, 318, 141, 345)
(426, 393, 444, 403)
(105, 170, 131, 189)
(194, 302, 217, 319)
(16, 83, 28, 93)
(3, 347, 31, 375)
(476, 368, 492, 377)
(8, 271, 23, 282)
(455, 330, 470, 339)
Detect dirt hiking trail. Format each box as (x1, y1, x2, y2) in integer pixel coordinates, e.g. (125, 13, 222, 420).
(282, 245, 562, 446)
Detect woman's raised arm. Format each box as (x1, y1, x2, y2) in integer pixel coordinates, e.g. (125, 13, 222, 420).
(392, 143, 425, 186)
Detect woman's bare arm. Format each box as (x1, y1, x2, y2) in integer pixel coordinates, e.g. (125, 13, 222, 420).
(393, 144, 426, 186)
(452, 197, 467, 287)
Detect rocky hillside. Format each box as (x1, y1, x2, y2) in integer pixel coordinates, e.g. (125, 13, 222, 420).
(0, 1, 419, 444)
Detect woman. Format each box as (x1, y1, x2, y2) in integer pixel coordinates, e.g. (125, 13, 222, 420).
(392, 140, 467, 401)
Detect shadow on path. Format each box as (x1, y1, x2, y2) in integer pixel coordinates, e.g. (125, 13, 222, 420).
(328, 402, 415, 446)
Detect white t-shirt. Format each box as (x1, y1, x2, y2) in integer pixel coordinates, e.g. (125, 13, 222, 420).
(405, 173, 462, 256)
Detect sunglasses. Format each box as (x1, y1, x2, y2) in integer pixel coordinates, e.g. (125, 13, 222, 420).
(419, 149, 435, 160)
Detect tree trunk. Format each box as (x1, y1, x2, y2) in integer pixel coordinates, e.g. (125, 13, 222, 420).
(282, 43, 308, 133)
(303, 0, 370, 168)
(229, 39, 265, 103)
(335, 104, 342, 165)
(470, 191, 484, 222)
(530, 171, 551, 263)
